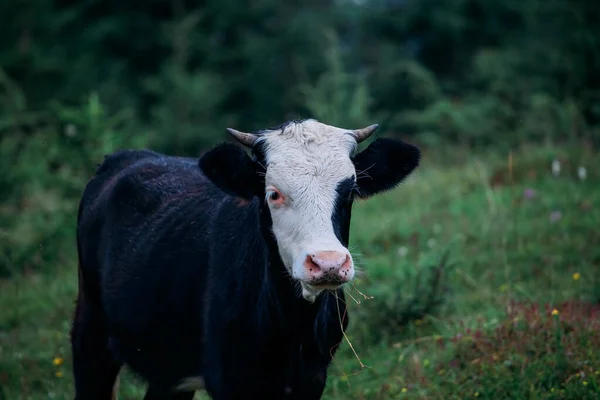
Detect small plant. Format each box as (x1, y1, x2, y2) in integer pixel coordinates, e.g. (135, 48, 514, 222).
(366, 251, 453, 336)
(438, 300, 600, 398)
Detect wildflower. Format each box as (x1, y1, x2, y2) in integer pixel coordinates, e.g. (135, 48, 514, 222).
(475, 392, 479, 397)
(401, 388, 408, 393)
(55, 371, 63, 378)
(523, 188, 536, 199)
(52, 357, 64, 366)
(552, 309, 559, 316)
(578, 166, 587, 181)
(583, 381, 588, 386)
(64, 124, 77, 137)
(573, 272, 580, 281)
(549, 211, 562, 223)
(397, 246, 409, 257)
(552, 160, 561, 176)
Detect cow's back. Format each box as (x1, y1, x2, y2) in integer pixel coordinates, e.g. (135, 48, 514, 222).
(76, 149, 222, 388)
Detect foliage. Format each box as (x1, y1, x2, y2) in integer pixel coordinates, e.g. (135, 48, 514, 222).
(299, 31, 379, 130)
(0, 84, 146, 277)
(1, 0, 598, 145)
(359, 0, 600, 145)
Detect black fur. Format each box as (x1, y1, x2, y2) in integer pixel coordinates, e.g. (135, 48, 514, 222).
(71, 132, 420, 399)
(331, 177, 356, 246)
(352, 138, 421, 198)
(198, 143, 263, 199)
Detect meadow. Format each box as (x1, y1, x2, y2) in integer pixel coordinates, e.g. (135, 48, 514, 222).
(1, 140, 599, 399)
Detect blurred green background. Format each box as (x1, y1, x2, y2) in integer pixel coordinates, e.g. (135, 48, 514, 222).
(1, 0, 600, 399)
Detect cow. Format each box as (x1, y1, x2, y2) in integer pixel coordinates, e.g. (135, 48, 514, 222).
(71, 118, 421, 399)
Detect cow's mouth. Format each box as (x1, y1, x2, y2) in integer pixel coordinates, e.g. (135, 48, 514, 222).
(308, 282, 344, 290)
(300, 280, 346, 302)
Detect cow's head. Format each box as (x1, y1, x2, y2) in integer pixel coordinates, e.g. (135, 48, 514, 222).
(199, 119, 420, 302)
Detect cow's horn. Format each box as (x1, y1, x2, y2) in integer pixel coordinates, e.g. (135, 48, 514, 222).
(352, 124, 379, 143)
(226, 128, 258, 148)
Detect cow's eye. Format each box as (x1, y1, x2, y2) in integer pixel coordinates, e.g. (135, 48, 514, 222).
(266, 186, 285, 206)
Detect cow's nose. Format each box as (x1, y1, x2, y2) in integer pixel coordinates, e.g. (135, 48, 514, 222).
(304, 251, 352, 282)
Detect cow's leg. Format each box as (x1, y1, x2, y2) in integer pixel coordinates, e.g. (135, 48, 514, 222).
(143, 386, 195, 400)
(71, 291, 122, 400)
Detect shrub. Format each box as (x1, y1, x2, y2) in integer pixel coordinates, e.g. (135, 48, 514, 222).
(0, 79, 146, 277)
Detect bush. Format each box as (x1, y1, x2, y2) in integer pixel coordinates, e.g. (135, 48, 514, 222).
(0, 80, 147, 277)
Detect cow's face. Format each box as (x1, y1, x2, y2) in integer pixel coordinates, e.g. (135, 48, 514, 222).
(200, 119, 420, 302)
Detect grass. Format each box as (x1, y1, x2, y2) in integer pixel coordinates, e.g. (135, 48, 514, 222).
(1, 141, 599, 399)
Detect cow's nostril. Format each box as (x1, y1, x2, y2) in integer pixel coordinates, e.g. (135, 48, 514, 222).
(304, 255, 323, 277)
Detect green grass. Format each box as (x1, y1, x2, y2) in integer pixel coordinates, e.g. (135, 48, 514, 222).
(1, 142, 599, 399)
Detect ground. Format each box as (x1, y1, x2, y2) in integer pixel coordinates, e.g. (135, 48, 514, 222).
(1, 142, 599, 399)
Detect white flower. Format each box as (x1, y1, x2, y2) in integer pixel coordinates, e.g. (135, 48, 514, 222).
(578, 166, 587, 181)
(552, 159, 561, 177)
(65, 124, 77, 137)
(397, 246, 409, 257)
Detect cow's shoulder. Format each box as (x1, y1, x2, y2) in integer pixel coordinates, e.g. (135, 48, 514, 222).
(110, 155, 208, 215)
(81, 150, 208, 223)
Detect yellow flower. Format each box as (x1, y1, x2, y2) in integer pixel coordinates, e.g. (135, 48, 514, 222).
(552, 309, 559, 316)
(55, 371, 63, 378)
(583, 381, 588, 386)
(401, 388, 408, 393)
(573, 272, 581, 281)
(475, 392, 479, 397)
(53, 357, 64, 366)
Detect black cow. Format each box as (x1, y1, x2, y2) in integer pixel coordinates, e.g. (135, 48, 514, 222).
(71, 119, 420, 399)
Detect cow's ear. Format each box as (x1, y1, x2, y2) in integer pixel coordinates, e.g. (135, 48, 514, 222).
(199, 143, 262, 199)
(352, 138, 421, 199)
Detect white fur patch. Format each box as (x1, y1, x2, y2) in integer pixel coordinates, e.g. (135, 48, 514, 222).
(257, 120, 358, 299)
